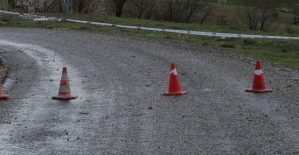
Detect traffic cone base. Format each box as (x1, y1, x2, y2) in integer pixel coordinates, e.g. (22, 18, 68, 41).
(163, 91, 187, 96)
(52, 95, 77, 100)
(0, 84, 10, 100)
(0, 94, 10, 100)
(245, 88, 273, 93)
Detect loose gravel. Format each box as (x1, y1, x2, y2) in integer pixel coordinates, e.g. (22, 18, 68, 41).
(0, 28, 298, 154)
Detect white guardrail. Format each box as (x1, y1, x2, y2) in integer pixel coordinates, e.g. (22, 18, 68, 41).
(1, 10, 299, 40)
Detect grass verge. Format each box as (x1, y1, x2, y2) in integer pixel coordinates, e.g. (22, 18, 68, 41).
(0, 13, 299, 69)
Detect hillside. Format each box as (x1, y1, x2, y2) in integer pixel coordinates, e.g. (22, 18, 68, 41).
(208, 0, 298, 8)
(103, 0, 298, 26)
(209, 2, 295, 26)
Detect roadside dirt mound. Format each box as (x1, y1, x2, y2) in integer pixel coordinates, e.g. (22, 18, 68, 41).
(0, 12, 33, 24)
(0, 59, 7, 84)
(0, 12, 26, 84)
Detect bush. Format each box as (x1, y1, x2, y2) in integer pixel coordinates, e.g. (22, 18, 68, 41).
(2, 18, 9, 22)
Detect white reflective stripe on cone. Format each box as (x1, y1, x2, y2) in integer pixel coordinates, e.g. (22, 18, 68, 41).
(170, 68, 178, 75)
(254, 69, 263, 75)
(59, 85, 70, 92)
(61, 73, 69, 80)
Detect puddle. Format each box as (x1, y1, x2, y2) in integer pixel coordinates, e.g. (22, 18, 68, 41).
(203, 88, 212, 92)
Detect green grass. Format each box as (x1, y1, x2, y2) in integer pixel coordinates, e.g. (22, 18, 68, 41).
(210, 3, 296, 27)
(1, 4, 299, 69)
(208, 0, 298, 8)
(4, 18, 299, 69)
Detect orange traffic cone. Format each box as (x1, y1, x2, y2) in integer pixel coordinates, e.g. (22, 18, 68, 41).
(52, 67, 77, 100)
(0, 83, 10, 100)
(245, 60, 273, 93)
(163, 63, 187, 96)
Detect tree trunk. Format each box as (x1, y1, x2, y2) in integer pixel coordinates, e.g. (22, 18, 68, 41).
(113, 0, 127, 17)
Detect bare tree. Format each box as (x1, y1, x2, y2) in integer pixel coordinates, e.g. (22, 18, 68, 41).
(72, 0, 104, 14)
(124, 0, 156, 19)
(257, 0, 278, 31)
(143, 0, 156, 19)
(198, 4, 213, 24)
(85, 0, 105, 14)
(16, 0, 48, 13)
(151, 0, 167, 21)
(72, 0, 84, 13)
(294, 4, 299, 25)
(0, 0, 4, 10)
(165, 0, 184, 22)
(45, 0, 60, 12)
(182, 0, 212, 23)
(236, 0, 278, 31)
(0, 1, 3, 10)
(8, 0, 17, 11)
(154, 0, 213, 23)
(62, 0, 72, 13)
(112, 0, 128, 17)
(236, 0, 260, 30)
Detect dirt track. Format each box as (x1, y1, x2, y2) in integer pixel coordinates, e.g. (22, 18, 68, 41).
(0, 28, 298, 154)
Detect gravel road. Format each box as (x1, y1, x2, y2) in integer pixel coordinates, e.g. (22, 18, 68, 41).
(0, 28, 298, 154)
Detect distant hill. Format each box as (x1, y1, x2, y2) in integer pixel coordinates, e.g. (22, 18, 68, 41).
(209, 0, 298, 8)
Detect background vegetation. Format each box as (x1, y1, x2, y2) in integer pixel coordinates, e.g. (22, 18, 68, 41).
(0, 0, 299, 69)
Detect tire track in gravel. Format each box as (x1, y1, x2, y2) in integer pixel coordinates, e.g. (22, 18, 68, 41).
(0, 28, 298, 154)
